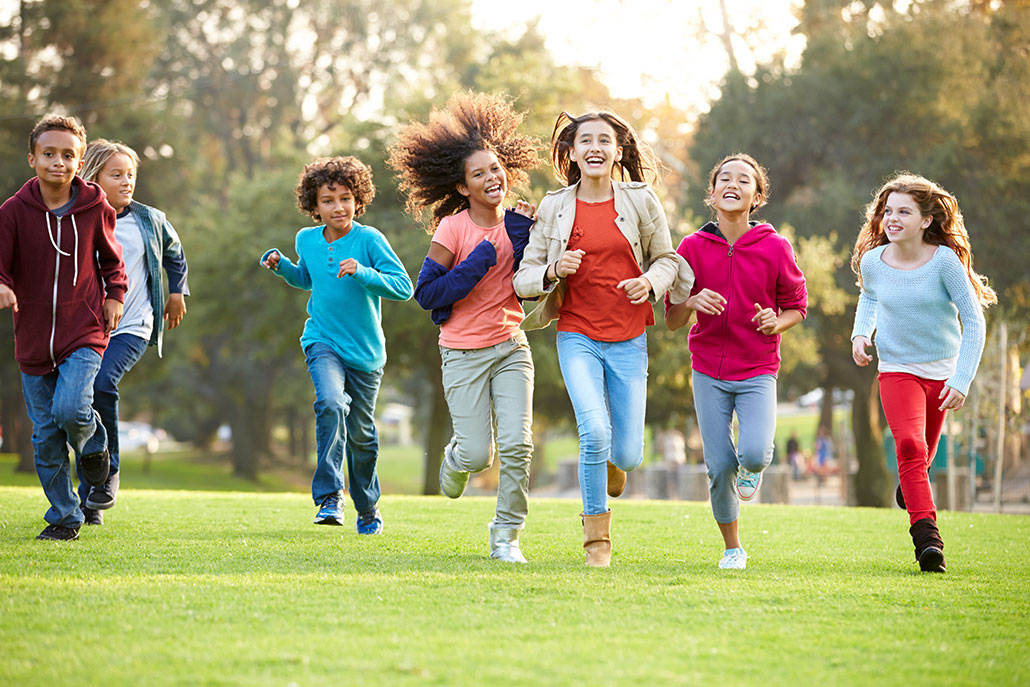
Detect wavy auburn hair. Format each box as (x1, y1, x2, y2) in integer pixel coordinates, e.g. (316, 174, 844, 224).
(387, 91, 540, 232)
(550, 110, 662, 187)
(851, 173, 997, 307)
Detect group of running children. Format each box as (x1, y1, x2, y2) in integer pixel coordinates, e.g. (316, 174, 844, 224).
(0, 93, 995, 574)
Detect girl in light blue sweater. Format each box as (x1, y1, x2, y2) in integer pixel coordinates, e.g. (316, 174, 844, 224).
(851, 173, 996, 573)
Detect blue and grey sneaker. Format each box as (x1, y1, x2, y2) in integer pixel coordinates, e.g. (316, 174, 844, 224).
(314, 493, 345, 526)
(736, 467, 762, 501)
(355, 508, 383, 535)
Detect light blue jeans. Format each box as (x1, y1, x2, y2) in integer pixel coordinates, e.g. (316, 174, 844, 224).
(304, 342, 383, 515)
(441, 334, 534, 527)
(691, 371, 777, 523)
(21, 347, 107, 527)
(557, 331, 647, 515)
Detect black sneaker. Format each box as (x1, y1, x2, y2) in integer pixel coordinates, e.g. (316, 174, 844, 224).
(86, 471, 119, 510)
(896, 484, 905, 509)
(82, 507, 104, 526)
(80, 449, 110, 487)
(36, 524, 80, 541)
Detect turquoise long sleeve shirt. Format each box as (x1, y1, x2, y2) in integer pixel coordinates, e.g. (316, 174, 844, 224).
(265, 221, 413, 372)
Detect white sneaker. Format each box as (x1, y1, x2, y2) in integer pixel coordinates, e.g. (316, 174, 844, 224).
(718, 547, 748, 570)
(438, 438, 469, 499)
(736, 467, 762, 501)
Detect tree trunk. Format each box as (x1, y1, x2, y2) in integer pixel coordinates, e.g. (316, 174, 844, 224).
(818, 383, 835, 435)
(0, 318, 34, 472)
(421, 365, 450, 495)
(852, 372, 891, 507)
(227, 393, 271, 481)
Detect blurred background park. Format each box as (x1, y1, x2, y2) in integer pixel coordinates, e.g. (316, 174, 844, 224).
(0, 0, 1027, 512)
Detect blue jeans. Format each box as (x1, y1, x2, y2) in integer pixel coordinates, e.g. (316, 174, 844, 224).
(557, 331, 647, 515)
(304, 342, 383, 514)
(691, 371, 777, 523)
(76, 333, 149, 505)
(21, 347, 107, 527)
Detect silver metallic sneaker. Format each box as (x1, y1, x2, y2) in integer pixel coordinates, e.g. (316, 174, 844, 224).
(438, 438, 470, 499)
(488, 522, 528, 564)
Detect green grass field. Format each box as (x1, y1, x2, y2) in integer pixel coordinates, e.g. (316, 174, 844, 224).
(1, 487, 1027, 686)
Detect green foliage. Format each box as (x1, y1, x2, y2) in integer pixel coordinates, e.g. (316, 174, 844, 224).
(1, 488, 1028, 686)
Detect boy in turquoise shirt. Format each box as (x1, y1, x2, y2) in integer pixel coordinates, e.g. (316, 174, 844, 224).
(261, 156, 412, 533)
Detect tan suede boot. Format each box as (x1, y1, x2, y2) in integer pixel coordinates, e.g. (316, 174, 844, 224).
(581, 510, 612, 567)
(606, 461, 627, 497)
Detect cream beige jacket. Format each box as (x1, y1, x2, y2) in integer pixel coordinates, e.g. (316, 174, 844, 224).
(513, 181, 694, 330)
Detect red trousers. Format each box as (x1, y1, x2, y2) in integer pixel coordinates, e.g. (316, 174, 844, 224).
(879, 373, 948, 525)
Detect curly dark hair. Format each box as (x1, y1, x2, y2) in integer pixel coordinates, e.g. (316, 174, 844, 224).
(294, 156, 376, 220)
(551, 111, 662, 187)
(28, 113, 87, 155)
(387, 91, 540, 232)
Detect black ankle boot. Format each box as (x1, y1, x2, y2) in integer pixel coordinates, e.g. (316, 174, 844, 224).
(909, 518, 946, 573)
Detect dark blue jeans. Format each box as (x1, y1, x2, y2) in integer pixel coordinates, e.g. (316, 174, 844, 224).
(21, 348, 106, 527)
(304, 342, 383, 514)
(76, 333, 149, 505)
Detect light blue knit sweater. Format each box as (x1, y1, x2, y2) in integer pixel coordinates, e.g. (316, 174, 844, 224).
(851, 245, 986, 395)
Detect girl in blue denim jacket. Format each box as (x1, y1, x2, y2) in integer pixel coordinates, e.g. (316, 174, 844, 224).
(77, 139, 190, 524)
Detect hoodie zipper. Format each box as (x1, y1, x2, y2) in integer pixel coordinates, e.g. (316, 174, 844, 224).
(49, 214, 61, 369)
(718, 241, 735, 378)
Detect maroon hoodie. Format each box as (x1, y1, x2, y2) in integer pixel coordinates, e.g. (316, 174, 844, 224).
(0, 176, 127, 374)
(667, 221, 807, 380)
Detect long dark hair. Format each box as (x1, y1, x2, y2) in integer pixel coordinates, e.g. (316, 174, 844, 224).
(550, 111, 661, 187)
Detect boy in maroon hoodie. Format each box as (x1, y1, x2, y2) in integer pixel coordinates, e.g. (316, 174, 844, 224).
(0, 114, 127, 541)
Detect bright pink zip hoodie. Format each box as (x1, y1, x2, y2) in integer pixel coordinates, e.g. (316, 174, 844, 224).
(668, 221, 807, 380)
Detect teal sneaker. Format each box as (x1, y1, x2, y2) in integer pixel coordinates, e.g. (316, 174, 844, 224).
(314, 493, 345, 526)
(736, 467, 762, 501)
(718, 547, 748, 569)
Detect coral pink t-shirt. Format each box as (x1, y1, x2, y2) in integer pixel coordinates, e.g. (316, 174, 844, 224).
(432, 210, 524, 349)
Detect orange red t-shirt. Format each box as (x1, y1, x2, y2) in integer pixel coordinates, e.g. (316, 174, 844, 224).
(557, 198, 654, 341)
(432, 210, 524, 349)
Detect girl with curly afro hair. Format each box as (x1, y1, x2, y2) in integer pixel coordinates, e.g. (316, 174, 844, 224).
(387, 91, 540, 563)
(513, 110, 692, 568)
(259, 155, 413, 533)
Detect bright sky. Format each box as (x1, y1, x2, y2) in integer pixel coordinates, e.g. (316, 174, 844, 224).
(470, 0, 805, 113)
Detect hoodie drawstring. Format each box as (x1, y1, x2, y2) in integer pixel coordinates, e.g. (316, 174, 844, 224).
(70, 214, 79, 286)
(44, 211, 78, 286)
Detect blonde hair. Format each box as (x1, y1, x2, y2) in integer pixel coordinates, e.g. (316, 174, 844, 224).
(80, 139, 140, 182)
(852, 173, 997, 307)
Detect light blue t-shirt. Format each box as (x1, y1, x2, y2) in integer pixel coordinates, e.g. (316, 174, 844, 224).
(268, 221, 413, 372)
(851, 245, 986, 395)
(111, 210, 154, 342)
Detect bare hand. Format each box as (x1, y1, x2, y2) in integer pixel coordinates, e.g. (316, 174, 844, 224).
(939, 385, 966, 411)
(617, 276, 652, 305)
(852, 336, 873, 366)
(103, 298, 123, 335)
(0, 284, 17, 312)
(164, 293, 186, 329)
(752, 303, 778, 335)
(687, 288, 726, 316)
(513, 200, 536, 219)
(262, 251, 281, 270)
(337, 258, 359, 278)
(555, 249, 585, 278)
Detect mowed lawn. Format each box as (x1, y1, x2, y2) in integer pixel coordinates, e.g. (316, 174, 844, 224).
(1, 488, 1027, 687)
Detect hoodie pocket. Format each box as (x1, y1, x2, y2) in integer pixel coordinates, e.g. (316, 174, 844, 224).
(59, 298, 105, 338)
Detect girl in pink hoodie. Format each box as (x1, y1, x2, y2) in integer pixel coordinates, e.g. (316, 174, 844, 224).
(666, 154, 807, 570)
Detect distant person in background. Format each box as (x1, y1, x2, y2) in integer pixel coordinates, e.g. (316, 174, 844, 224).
(809, 425, 838, 483)
(666, 153, 807, 570)
(852, 173, 994, 573)
(786, 432, 803, 480)
(388, 91, 539, 563)
(260, 156, 413, 534)
(78, 139, 190, 525)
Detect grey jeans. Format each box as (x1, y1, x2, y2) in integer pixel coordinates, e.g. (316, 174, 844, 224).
(441, 333, 534, 527)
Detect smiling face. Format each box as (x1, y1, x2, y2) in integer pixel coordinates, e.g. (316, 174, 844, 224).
(457, 149, 507, 210)
(95, 152, 137, 211)
(317, 183, 356, 234)
(28, 130, 84, 188)
(710, 159, 761, 215)
(569, 118, 622, 182)
(881, 191, 932, 245)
